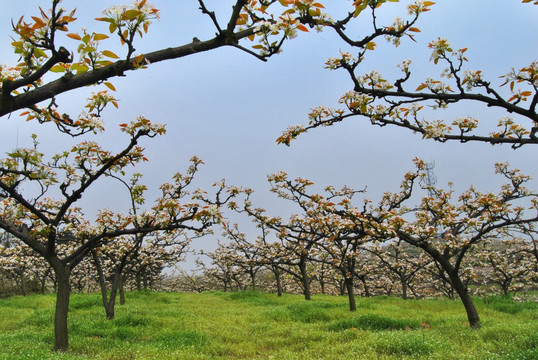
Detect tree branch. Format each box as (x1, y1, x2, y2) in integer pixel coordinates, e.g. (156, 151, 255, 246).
(1, 28, 257, 118)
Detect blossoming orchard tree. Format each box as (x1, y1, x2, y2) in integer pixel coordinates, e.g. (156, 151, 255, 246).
(197, 241, 247, 292)
(0, 131, 238, 350)
(91, 230, 191, 320)
(239, 159, 538, 328)
(277, 0, 538, 148)
(222, 222, 265, 290)
(87, 169, 196, 320)
(242, 172, 371, 310)
(0, 0, 346, 352)
(0, 239, 51, 295)
(476, 237, 536, 296)
(363, 239, 432, 300)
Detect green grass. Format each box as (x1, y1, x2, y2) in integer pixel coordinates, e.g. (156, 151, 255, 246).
(0, 291, 536, 359)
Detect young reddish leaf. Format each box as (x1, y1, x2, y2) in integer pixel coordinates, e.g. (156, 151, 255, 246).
(104, 82, 116, 91)
(408, 27, 421, 32)
(416, 83, 427, 91)
(67, 33, 82, 40)
(38, 6, 49, 20)
(296, 24, 309, 32)
(31, 16, 46, 28)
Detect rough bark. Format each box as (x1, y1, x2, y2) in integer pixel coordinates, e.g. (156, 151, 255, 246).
(445, 267, 481, 329)
(53, 267, 71, 352)
(344, 276, 357, 311)
(299, 257, 311, 301)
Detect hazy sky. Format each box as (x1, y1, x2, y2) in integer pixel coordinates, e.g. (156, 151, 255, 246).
(1, 1, 537, 267)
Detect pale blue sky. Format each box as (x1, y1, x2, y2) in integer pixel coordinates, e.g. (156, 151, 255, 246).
(1, 1, 537, 264)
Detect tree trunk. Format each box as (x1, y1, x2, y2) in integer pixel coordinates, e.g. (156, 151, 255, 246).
(143, 272, 148, 289)
(401, 274, 408, 300)
(19, 273, 26, 295)
(105, 286, 118, 320)
(320, 279, 326, 295)
(426, 248, 481, 329)
(92, 252, 119, 320)
(358, 275, 371, 297)
(249, 269, 256, 291)
(136, 273, 142, 291)
(338, 279, 345, 296)
(119, 276, 126, 305)
(299, 259, 311, 301)
(273, 266, 283, 297)
(41, 267, 51, 294)
(447, 269, 481, 329)
(54, 267, 71, 351)
(344, 276, 357, 311)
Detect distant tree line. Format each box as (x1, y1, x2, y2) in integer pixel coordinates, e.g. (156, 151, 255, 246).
(176, 236, 536, 300)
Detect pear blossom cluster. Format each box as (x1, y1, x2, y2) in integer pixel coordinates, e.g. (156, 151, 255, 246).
(0, 64, 21, 82)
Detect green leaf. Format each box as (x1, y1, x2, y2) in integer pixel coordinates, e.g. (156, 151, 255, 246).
(93, 33, 109, 41)
(49, 65, 66, 73)
(102, 50, 119, 59)
(123, 9, 142, 20)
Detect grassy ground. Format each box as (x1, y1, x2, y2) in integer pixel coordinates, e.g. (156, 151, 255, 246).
(0, 291, 536, 359)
